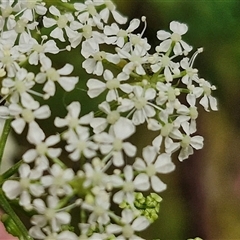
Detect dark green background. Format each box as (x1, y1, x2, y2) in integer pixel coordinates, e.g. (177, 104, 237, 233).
(111, 1, 240, 239)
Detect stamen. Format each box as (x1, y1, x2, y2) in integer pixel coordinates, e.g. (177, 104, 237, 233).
(140, 16, 147, 37)
(189, 47, 203, 67)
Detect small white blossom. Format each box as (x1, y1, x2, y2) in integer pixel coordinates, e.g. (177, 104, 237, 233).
(23, 132, 61, 171)
(2, 163, 44, 208)
(106, 209, 150, 240)
(41, 164, 74, 196)
(133, 146, 175, 192)
(94, 117, 136, 166)
(31, 195, 71, 232)
(36, 60, 79, 99)
(87, 69, 132, 101)
(156, 21, 192, 55)
(118, 86, 156, 125)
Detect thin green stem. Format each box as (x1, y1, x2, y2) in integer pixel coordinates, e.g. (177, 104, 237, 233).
(0, 160, 23, 184)
(0, 119, 12, 170)
(0, 189, 33, 240)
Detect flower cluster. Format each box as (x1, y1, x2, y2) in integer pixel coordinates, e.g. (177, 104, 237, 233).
(0, 0, 217, 239)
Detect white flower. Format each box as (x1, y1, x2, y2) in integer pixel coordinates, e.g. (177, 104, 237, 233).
(40, 164, 74, 196)
(2, 163, 44, 208)
(133, 146, 175, 192)
(94, 117, 136, 166)
(180, 57, 199, 85)
(23, 133, 61, 171)
(98, 0, 127, 24)
(106, 209, 150, 240)
(54, 101, 93, 139)
(151, 53, 180, 82)
(90, 101, 120, 133)
(87, 69, 132, 101)
(14, 0, 47, 21)
(198, 78, 218, 111)
(169, 122, 204, 161)
(9, 103, 50, 141)
(65, 128, 98, 161)
(74, 0, 103, 29)
(36, 60, 79, 99)
(20, 37, 59, 66)
(81, 38, 120, 76)
(0, 44, 21, 77)
(104, 18, 140, 47)
(82, 157, 110, 189)
(118, 86, 156, 125)
(31, 195, 71, 232)
(156, 21, 192, 55)
(111, 165, 148, 204)
(43, 5, 74, 42)
(82, 191, 110, 225)
(156, 81, 180, 108)
(1, 68, 39, 109)
(116, 43, 148, 75)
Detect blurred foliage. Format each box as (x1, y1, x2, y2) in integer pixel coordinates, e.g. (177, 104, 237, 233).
(112, 1, 240, 239)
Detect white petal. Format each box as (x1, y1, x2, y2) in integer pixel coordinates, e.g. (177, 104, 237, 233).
(142, 146, 157, 164)
(113, 118, 135, 139)
(2, 180, 21, 199)
(132, 216, 150, 231)
(87, 79, 106, 98)
(34, 105, 51, 119)
(151, 176, 167, 192)
(170, 21, 188, 35)
(155, 153, 175, 173)
(23, 149, 38, 163)
(58, 63, 73, 75)
(11, 118, 26, 134)
(59, 76, 78, 91)
(157, 30, 171, 40)
(134, 173, 149, 191)
(123, 142, 136, 157)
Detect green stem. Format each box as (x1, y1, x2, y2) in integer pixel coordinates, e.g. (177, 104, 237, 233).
(0, 160, 23, 184)
(0, 189, 33, 240)
(0, 119, 12, 170)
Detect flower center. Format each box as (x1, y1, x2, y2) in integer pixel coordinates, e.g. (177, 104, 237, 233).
(57, 15, 68, 28)
(106, 78, 120, 90)
(93, 51, 106, 61)
(161, 55, 170, 67)
(189, 106, 198, 119)
(20, 178, 30, 189)
(146, 164, 156, 176)
(77, 140, 86, 151)
(171, 33, 181, 42)
(107, 111, 120, 124)
(117, 29, 127, 37)
(181, 135, 191, 148)
(46, 68, 59, 81)
(15, 80, 26, 93)
(68, 117, 79, 128)
(45, 208, 56, 221)
(14, 19, 27, 33)
(123, 181, 134, 192)
(113, 138, 122, 151)
(161, 123, 173, 137)
(22, 109, 34, 123)
(122, 224, 134, 238)
(36, 142, 48, 155)
(26, 0, 37, 9)
(134, 97, 147, 110)
(82, 25, 92, 39)
(33, 44, 44, 53)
